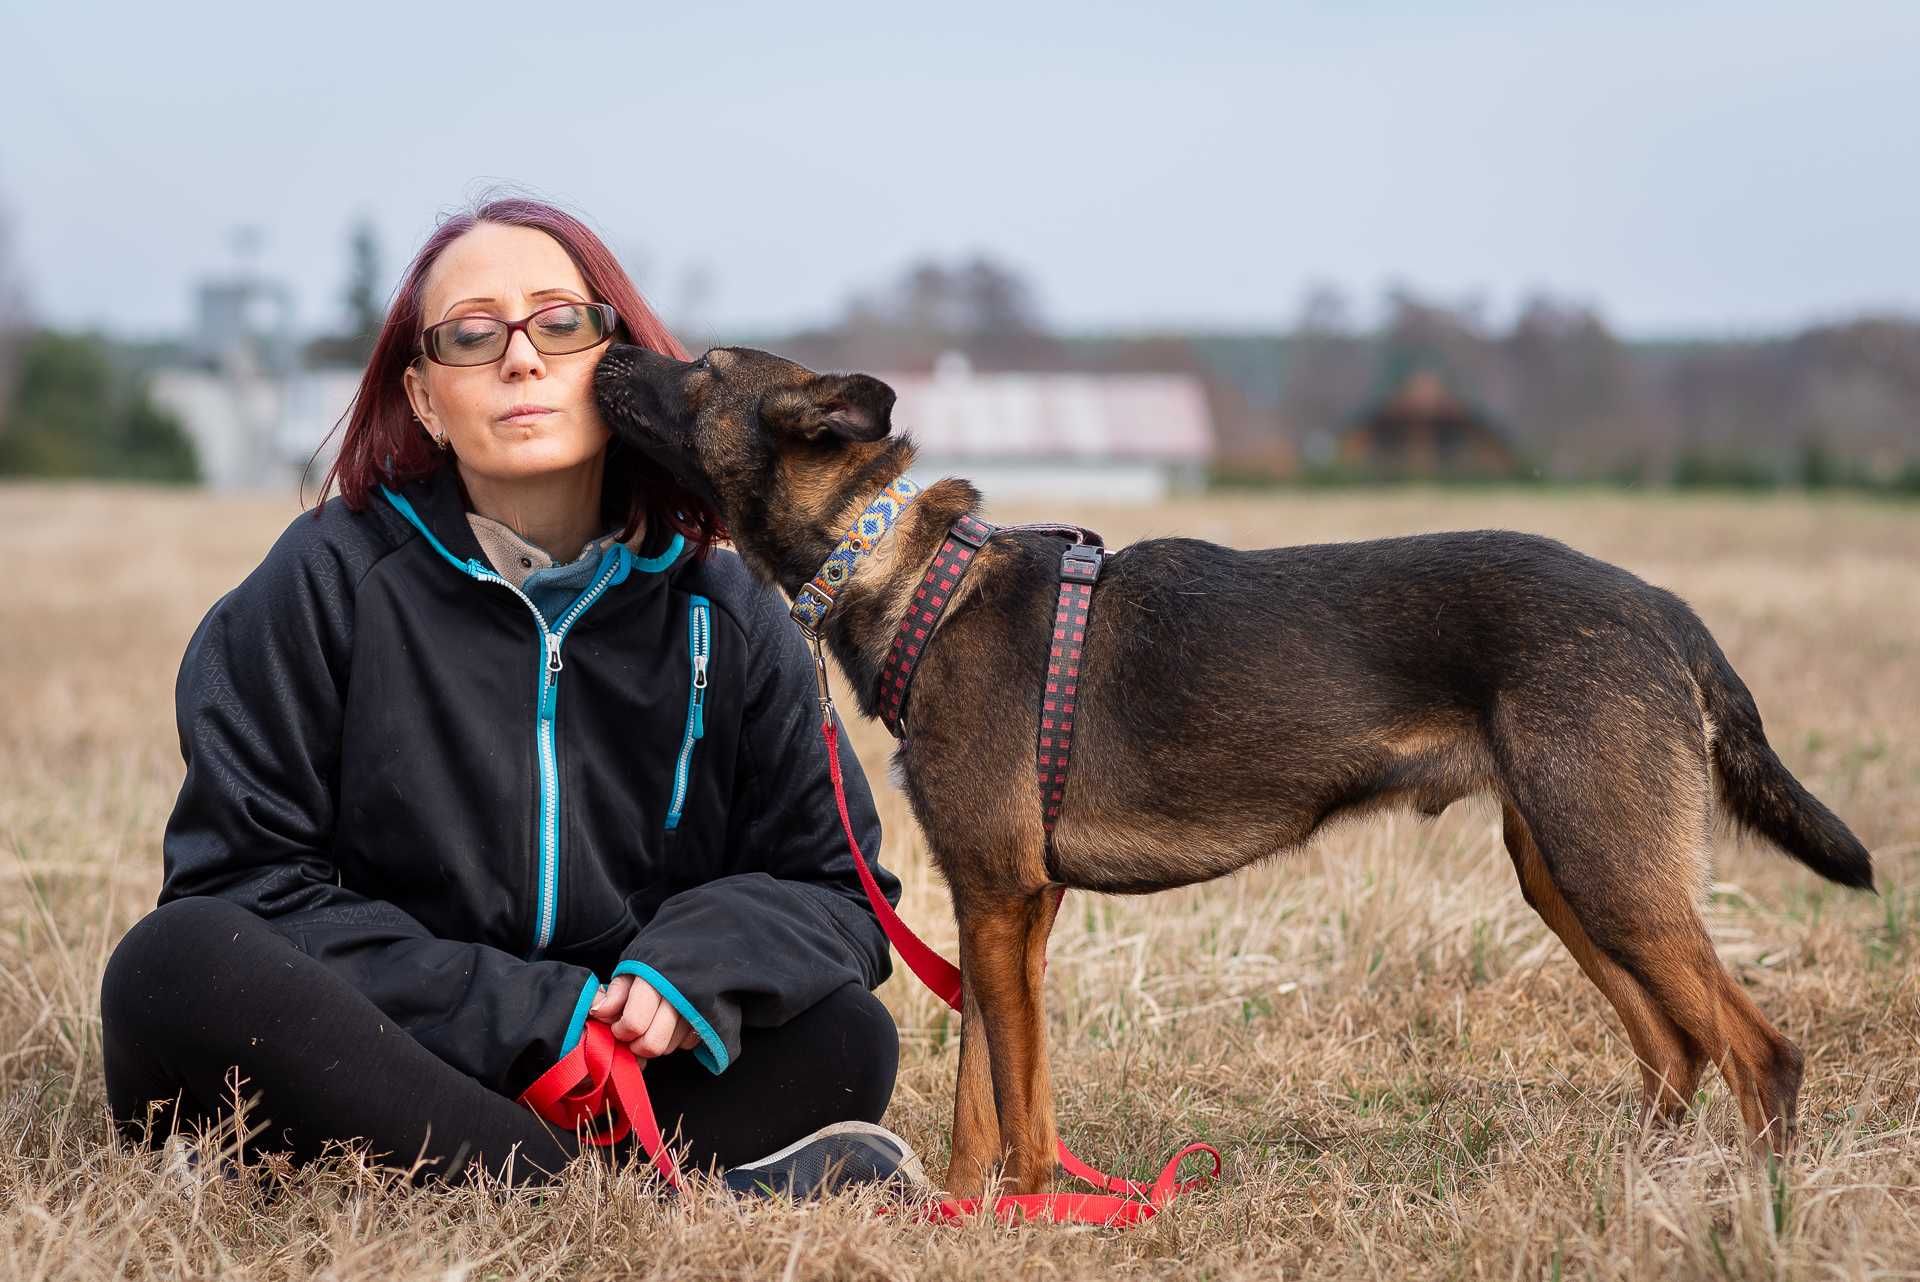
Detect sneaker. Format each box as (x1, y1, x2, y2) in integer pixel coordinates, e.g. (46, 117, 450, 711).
(721, 1120, 929, 1201)
(162, 1133, 237, 1198)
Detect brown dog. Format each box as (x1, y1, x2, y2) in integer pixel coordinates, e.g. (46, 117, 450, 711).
(594, 343, 1874, 1196)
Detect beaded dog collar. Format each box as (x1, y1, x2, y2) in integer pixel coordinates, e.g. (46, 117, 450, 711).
(789, 475, 923, 637)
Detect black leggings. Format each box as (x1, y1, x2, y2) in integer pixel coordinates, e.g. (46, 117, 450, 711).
(100, 896, 899, 1187)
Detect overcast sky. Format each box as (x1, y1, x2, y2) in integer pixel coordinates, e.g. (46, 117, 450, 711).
(3, 1, 1917, 342)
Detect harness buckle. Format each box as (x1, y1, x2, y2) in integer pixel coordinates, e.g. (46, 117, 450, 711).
(1061, 542, 1105, 583)
(789, 587, 831, 637)
(949, 514, 996, 549)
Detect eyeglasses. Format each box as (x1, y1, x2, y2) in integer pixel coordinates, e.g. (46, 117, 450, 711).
(418, 302, 620, 367)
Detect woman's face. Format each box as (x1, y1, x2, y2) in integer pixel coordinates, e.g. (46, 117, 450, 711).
(403, 222, 613, 484)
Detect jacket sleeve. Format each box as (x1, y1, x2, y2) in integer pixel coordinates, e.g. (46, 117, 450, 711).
(613, 576, 900, 1074)
(157, 513, 599, 1097)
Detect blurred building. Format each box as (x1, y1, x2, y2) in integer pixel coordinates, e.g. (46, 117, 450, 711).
(877, 351, 1214, 502)
(1336, 356, 1517, 478)
(148, 258, 353, 492)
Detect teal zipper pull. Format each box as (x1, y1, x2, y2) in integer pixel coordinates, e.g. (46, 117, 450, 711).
(540, 634, 562, 720)
(691, 651, 707, 737)
(665, 598, 711, 830)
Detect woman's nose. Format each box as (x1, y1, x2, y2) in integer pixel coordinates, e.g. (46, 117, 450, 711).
(499, 327, 546, 379)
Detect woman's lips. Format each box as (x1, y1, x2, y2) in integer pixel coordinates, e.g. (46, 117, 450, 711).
(499, 407, 555, 422)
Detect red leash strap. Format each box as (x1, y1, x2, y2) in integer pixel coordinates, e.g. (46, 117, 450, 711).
(519, 1019, 682, 1189)
(821, 712, 1220, 1224)
(825, 715, 963, 1010)
(917, 1142, 1222, 1224)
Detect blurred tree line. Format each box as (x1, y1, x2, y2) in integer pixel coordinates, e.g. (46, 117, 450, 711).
(779, 253, 1056, 371)
(303, 215, 384, 367)
(774, 259, 1920, 492)
(0, 192, 198, 482)
(1272, 284, 1920, 489)
(1, 200, 1914, 491)
(0, 331, 199, 481)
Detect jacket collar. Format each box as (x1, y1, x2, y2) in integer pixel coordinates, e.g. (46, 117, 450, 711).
(387, 462, 492, 569)
(379, 462, 694, 581)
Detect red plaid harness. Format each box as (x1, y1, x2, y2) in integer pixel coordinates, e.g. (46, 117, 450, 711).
(875, 514, 1108, 861)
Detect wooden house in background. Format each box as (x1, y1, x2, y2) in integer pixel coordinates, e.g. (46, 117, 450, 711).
(1336, 354, 1519, 478)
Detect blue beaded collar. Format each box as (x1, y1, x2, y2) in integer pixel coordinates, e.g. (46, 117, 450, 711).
(788, 475, 923, 636)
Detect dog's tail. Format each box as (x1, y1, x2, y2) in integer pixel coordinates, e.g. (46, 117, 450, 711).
(1667, 595, 1875, 891)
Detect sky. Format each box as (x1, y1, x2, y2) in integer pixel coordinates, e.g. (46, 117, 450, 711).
(3, 0, 1918, 343)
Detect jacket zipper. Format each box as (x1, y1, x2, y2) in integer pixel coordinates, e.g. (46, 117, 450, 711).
(498, 551, 625, 954)
(665, 596, 711, 830)
(376, 485, 685, 956)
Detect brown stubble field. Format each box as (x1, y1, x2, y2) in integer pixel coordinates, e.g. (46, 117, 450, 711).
(1, 481, 1916, 1280)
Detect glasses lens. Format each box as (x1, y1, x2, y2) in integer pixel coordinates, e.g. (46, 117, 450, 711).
(431, 317, 509, 366)
(528, 303, 614, 355)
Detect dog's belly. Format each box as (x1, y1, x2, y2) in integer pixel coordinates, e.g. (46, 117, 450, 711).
(905, 525, 1662, 898)
(1049, 715, 1494, 895)
(1032, 531, 1633, 894)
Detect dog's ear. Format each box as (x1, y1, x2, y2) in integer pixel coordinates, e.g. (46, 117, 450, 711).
(817, 374, 895, 442)
(761, 374, 895, 444)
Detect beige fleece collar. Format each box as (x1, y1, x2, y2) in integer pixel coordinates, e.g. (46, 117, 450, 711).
(466, 512, 626, 590)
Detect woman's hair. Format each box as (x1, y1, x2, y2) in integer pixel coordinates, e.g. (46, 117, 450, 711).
(309, 195, 723, 555)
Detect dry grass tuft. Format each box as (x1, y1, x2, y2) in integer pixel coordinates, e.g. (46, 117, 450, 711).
(3, 483, 1916, 1279)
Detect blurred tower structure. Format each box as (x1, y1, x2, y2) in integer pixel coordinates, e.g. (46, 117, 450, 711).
(150, 226, 351, 492)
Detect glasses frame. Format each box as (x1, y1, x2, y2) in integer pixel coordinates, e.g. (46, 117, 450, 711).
(417, 301, 620, 367)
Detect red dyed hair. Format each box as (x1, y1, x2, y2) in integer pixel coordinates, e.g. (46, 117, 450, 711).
(310, 195, 722, 556)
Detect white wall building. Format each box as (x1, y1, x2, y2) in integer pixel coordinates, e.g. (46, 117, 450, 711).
(874, 353, 1214, 503)
(147, 267, 354, 492)
(149, 360, 354, 493)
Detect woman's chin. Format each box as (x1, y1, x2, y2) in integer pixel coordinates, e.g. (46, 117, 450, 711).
(460, 429, 603, 480)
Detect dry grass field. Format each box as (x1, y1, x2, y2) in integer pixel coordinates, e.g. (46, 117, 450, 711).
(2, 481, 1916, 1280)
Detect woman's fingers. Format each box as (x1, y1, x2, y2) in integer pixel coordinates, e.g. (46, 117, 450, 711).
(591, 975, 698, 1057)
(633, 997, 687, 1059)
(611, 979, 663, 1043)
(590, 974, 632, 1021)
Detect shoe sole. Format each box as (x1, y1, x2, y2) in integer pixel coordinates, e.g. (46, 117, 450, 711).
(725, 1120, 929, 1197)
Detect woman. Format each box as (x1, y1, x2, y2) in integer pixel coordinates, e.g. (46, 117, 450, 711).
(99, 197, 917, 1196)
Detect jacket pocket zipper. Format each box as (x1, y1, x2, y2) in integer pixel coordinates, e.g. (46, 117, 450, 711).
(665, 596, 711, 830)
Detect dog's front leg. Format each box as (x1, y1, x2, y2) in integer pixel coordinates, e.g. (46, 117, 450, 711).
(944, 969, 999, 1197)
(956, 889, 1061, 1196)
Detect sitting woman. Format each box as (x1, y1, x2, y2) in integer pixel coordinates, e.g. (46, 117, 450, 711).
(99, 196, 917, 1197)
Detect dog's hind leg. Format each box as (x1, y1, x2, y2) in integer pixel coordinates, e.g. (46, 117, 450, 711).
(954, 888, 1063, 1197)
(1495, 702, 1804, 1154)
(1553, 872, 1801, 1153)
(1502, 802, 1704, 1122)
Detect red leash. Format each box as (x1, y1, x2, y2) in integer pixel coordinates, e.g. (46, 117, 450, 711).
(519, 1018, 682, 1189)
(823, 713, 1219, 1224)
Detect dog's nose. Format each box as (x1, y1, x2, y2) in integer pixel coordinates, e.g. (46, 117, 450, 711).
(594, 347, 640, 389)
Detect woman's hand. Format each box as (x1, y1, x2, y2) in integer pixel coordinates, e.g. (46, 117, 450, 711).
(590, 975, 702, 1058)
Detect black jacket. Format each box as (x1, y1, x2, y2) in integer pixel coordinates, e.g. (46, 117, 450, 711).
(158, 462, 898, 1096)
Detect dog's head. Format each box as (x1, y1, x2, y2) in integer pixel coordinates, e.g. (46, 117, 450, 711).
(594, 343, 904, 589)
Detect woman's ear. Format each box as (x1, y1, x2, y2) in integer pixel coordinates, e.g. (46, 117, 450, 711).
(402, 360, 440, 437)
